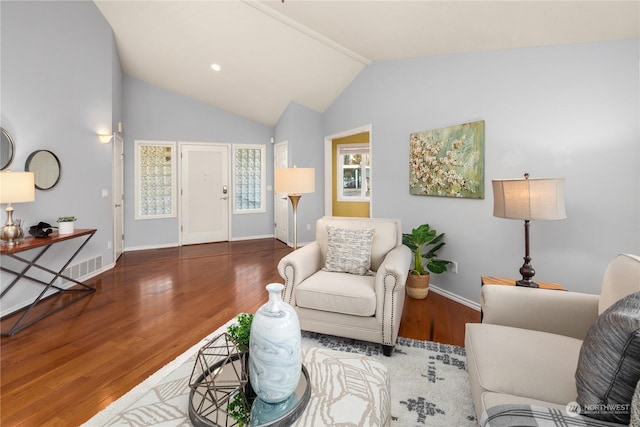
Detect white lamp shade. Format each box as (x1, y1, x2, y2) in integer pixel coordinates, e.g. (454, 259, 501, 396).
(275, 168, 315, 194)
(492, 177, 566, 220)
(0, 171, 36, 204)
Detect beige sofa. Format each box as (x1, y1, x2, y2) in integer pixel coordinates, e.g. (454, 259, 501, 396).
(278, 216, 411, 356)
(465, 253, 640, 425)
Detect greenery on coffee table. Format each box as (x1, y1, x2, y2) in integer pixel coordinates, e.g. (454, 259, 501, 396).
(226, 313, 254, 426)
(227, 392, 250, 427)
(227, 313, 253, 352)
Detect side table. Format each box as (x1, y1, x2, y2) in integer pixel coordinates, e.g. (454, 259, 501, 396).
(1, 229, 97, 336)
(480, 276, 565, 321)
(481, 276, 565, 291)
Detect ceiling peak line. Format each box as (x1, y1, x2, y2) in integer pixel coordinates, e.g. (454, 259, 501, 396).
(241, 0, 372, 66)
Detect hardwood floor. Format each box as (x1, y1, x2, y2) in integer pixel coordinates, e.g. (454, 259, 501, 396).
(0, 239, 479, 426)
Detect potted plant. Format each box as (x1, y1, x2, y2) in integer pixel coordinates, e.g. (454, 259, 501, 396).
(57, 216, 77, 235)
(402, 223, 452, 299)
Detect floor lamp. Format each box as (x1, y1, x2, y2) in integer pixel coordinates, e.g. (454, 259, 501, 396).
(0, 171, 36, 245)
(275, 167, 315, 250)
(492, 173, 566, 287)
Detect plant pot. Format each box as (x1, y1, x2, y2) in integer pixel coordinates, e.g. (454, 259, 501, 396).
(58, 221, 75, 235)
(406, 274, 430, 299)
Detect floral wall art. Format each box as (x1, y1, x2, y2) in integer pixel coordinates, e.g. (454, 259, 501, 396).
(409, 120, 485, 199)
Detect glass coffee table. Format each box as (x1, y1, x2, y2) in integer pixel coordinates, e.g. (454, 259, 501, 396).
(189, 354, 310, 427)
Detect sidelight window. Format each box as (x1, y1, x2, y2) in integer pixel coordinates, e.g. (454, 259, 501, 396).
(233, 144, 266, 214)
(134, 140, 177, 219)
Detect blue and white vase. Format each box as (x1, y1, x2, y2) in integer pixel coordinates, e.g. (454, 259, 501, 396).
(249, 283, 301, 403)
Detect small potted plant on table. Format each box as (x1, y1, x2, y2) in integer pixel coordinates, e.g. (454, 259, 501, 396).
(57, 216, 77, 235)
(402, 223, 452, 299)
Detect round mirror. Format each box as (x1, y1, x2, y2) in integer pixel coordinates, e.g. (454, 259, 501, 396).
(1, 128, 15, 171)
(25, 150, 61, 190)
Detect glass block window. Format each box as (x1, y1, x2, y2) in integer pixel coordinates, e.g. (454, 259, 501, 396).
(337, 144, 371, 201)
(134, 140, 177, 219)
(233, 144, 265, 214)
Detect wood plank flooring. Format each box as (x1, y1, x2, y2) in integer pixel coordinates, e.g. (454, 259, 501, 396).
(0, 238, 479, 426)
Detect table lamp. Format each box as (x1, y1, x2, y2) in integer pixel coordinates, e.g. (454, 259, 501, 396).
(275, 166, 315, 250)
(0, 171, 36, 245)
(492, 173, 566, 287)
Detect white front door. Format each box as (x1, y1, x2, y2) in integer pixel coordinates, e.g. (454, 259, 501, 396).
(274, 141, 289, 244)
(180, 143, 230, 245)
(113, 133, 124, 260)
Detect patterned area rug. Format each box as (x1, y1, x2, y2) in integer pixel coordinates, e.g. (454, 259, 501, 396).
(301, 332, 477, 426)
(83, 319, 476, 426)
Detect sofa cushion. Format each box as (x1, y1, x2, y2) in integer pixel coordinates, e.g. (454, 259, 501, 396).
(295, 270, 376, 317)
(465, 323, 582, 420)
(575, 291, 640, 424)
(323, 225, 375, 275)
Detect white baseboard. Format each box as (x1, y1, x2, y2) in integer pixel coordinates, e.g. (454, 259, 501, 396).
(429, 284, 481, 312)
(231, 234, 274, 241)
(124, 242, 179, 252)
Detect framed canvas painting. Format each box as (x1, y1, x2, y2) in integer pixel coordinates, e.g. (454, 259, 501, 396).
(409, 120, 485, 199)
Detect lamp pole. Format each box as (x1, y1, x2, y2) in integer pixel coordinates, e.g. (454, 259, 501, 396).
(516, 219, 538, 287)
(288, 194, 302, 250)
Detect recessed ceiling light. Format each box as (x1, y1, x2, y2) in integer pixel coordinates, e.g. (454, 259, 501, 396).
(211, 63, 221, 72)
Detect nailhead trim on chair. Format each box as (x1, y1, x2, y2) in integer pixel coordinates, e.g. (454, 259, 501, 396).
(282, 263, 295, 305)
(381, 272, 399, 346)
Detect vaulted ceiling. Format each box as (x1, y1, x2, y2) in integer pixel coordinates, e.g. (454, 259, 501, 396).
(94, 1, 640, 126)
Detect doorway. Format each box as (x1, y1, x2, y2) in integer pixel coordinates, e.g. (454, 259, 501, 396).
(180, 143, 230, 245)
(112, 133, 124, 260)
(324, 126, 372, 218)
(274, 141, 289, 244)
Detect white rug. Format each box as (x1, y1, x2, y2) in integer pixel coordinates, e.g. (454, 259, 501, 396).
(83, 318, 476, 426)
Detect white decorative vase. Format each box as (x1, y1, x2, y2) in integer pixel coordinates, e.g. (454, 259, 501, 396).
(58, 221, 75, 235)
(249, 283, 301, 403)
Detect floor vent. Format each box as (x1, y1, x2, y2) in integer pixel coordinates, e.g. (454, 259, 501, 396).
(61, 255, 103, 287)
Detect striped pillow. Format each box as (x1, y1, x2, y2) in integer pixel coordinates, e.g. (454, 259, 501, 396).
(575, 291, 640, 424)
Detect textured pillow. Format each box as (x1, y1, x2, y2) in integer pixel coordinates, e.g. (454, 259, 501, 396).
(323, 226, 375, 275)
(575, 291, 640, 424)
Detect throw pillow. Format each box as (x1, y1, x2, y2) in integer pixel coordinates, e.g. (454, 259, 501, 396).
(323, 226, 375, 275)
(575, 291, 640, 424)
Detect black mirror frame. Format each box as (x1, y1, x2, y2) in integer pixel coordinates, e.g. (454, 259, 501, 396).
(25, 149, 61, 190)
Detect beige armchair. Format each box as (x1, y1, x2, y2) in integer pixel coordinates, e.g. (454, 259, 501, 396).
(465, 253, 640, 424)
(277, 216, 411, 356)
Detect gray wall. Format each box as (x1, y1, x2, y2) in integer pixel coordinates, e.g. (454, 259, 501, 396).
(1, 1, 121, 313)
(122, 77, 274, 248)
(274, 102, 325, 245)
(323, 40, 640, 301)
(2, 0, 638, 313)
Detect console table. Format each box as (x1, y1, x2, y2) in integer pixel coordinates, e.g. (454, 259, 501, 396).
(0, 229, 97, 336)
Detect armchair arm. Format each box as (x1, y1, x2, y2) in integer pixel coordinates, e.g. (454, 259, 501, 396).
(481, 285, 600, 340)
(375, 245, 412, 345)
(278, 242, 322, 306)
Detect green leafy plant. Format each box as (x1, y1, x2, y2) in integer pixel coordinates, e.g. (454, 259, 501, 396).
(402, 223, 452, 275)
(227, 313, 253, 352)
(226, 313, 254, 426)
(57, 216, 77, 222)
(227, 391, 250, 427)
